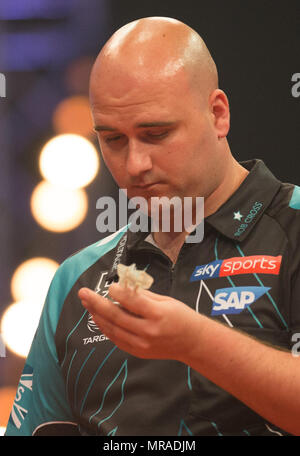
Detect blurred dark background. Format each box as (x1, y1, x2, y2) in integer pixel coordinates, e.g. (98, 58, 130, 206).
(0, 0, 299, 432)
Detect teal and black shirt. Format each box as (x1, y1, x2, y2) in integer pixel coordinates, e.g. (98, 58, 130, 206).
(5, 159, 300, 436)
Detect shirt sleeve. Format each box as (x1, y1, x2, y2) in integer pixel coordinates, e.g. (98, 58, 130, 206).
(4, 232, 126, 436)
(5, 270, 77, 436)
(290, 264, 300, 354)
(288, 203, 300, 351)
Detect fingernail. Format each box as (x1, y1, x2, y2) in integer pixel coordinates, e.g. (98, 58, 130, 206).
(79, 288, 90, 299)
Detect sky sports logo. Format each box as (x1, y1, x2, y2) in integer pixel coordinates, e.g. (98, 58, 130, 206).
(190, 255, 282, 281)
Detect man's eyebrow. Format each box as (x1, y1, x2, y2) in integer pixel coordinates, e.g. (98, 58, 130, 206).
(93, 121, 176, 132)
(136, 121, 176, 128)
(94, 125, 116, 132)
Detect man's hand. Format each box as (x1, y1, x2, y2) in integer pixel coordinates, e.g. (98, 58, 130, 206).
(78, 283, 300, 435)
(78, 283, 198, 361)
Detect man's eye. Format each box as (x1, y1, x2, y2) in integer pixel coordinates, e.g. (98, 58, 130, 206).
(105, 135, 122, 143)
(147, 131, 168, 139)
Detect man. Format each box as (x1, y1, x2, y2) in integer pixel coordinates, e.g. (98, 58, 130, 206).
(5, 17, 300, 436)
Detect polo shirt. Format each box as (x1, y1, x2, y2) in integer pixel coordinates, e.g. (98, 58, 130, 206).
(5, 159, 300, 436)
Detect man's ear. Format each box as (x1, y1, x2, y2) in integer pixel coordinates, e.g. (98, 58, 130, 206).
(209, 89, 230, 139)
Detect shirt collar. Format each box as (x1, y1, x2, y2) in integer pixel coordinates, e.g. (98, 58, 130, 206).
(107, 158, 281, 283)
(206, 159, 281, 241)
(106, 225, 151, 283)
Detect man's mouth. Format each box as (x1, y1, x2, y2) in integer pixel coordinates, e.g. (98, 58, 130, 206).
(133, 182, 161, 189)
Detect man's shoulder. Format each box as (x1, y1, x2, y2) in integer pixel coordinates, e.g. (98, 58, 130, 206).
(266, 182, 300, 244)
(54, 226, 129, 283)
(41, 226, 129, 315)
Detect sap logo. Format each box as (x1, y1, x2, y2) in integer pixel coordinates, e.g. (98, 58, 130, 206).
(10, 364, 33, 429)
(211, 286, 270, 315)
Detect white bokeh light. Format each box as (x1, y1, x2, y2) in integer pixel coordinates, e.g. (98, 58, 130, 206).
(11, 257, 59, 303)
(1, 301, 43, 358)
(39, 134, 99, 189)
(30, 180, 88, 232)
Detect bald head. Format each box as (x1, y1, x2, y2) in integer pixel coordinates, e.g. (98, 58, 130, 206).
(90, 17, 218, 106)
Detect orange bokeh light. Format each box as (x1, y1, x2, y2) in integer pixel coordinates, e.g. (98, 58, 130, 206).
(52, 95, 93, 137)
(0, 387, 16, 427)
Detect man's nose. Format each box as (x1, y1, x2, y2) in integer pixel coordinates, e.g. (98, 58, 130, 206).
(125, 139, 152, 177)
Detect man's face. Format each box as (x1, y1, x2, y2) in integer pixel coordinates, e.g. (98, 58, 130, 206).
(91, 68, 221, 207)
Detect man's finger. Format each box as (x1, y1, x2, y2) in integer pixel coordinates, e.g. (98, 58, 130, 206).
(78, 287, 110, 314)
(108, 282, 162, 317)
(91, 311, 148, 353)
(78, 287, 148, 333)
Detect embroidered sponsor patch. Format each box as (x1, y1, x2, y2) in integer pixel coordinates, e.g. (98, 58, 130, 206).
(211, 286, 270, 315)
(234, 201, 263, 237)
(190, 255, 282, 281)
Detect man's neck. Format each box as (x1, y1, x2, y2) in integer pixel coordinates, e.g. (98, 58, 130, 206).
(152, 230, 188, 265)
(204, 160, 249, 218)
